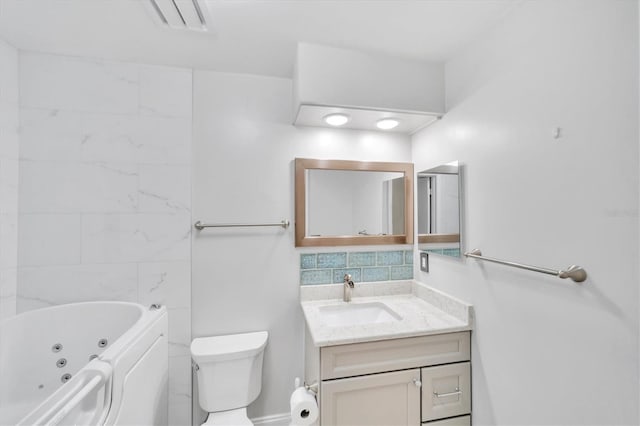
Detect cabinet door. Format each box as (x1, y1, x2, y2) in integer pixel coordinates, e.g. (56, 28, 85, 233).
(321, 369, 421, 426)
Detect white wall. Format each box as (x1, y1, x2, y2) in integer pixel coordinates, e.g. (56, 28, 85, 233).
(412, 1, 638, 424)
(191, 70, 411, 421)
(0, 38, 19, 320)
(17, 52, 193, 426)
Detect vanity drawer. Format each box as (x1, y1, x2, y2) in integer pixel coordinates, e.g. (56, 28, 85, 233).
(423, 415, 470, 426)
(421, 362, 471, 422)
(320, 332, 470, 380)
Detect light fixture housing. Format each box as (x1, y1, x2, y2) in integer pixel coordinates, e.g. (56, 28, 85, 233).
(296, 105, 440, 134)
(323, 113, 350, 127)
(376, 118, 400, 130)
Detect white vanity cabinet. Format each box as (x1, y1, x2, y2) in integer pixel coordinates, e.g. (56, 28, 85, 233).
(305, 331, 471, 426)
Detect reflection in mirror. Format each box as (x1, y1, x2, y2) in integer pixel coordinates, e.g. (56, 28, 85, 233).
(417, 161, 462, 258)
(307, 170, 405, 237)
(295, 158, 414, 247)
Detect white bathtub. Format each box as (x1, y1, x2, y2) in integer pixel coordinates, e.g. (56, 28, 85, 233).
(0, 302, 168, 426)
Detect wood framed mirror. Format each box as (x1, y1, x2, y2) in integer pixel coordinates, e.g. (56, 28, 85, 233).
(295, 158, 414, 247)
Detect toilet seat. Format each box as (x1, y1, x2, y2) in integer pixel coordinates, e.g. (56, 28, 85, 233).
(203, 408, 253, 426)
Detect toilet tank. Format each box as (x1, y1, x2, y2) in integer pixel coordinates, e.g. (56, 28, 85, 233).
(191, 331, 268, 412)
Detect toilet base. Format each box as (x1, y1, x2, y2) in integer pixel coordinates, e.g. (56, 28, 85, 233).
(203, 407, 253, 426)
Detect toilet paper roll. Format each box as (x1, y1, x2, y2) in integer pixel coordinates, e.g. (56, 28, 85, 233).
(289, 387, 318, 426)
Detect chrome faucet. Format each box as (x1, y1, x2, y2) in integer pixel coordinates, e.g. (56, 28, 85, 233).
(343, 274, 355, 302)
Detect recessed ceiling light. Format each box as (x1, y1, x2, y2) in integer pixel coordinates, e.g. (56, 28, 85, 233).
(323, 113, 350, 127)
(376, 118, 400, 130)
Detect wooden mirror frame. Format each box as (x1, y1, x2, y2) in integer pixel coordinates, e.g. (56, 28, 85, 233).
(418, 234, 460, 244)
(295, 158, 414, 247)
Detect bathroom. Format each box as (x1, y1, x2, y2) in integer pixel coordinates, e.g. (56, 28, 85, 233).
(0, 0, 638, 425)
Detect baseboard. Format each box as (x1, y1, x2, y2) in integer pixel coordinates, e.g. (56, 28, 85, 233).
(251, 412, 291, 426)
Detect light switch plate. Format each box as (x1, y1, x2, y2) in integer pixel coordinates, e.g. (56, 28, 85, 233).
(420, 252, 429, 273)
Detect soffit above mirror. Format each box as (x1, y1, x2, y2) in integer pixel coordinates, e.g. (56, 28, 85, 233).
(293, 43, 444, 134)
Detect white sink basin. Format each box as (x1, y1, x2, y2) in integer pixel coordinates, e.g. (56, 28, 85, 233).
(317, 302, 402, 327)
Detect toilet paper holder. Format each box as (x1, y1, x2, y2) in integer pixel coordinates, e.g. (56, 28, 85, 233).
(304, 382, 318, 395)
(295, 377, 318, 395)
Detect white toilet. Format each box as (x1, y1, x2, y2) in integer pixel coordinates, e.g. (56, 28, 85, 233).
(191, 331, 269, 426)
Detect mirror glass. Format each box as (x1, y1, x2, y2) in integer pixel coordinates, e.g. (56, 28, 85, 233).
(307, 170, 405, 237)
(295, 158, 414, 247)
(417, 161, 462, 257)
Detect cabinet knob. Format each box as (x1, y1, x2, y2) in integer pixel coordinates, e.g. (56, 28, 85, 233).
(412, 378, 422, 388)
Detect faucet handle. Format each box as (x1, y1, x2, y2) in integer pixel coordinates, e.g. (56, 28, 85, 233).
(342, 274, 355, 302)
(343, 274, 355, 288)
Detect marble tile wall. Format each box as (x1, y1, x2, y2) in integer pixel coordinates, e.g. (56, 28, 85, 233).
(300, 250, 413, 285)
(0, 39, 19, 320)
(17, 52, 192, 425)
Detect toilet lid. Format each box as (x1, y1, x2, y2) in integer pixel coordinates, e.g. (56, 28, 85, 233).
(191, 331, 268, 363)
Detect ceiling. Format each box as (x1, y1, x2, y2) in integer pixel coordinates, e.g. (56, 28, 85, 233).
(0, 0, 520, 78)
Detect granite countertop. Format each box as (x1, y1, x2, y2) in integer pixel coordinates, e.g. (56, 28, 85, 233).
(300, 280, 473, 347)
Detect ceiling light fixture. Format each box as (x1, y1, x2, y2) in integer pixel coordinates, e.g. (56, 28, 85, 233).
(376, 118, 400, 130)
(323, 113, 350, 127)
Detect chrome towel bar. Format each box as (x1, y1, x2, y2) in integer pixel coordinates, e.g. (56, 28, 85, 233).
(464, 248, 587, 283)
(194, 220, 290, 230)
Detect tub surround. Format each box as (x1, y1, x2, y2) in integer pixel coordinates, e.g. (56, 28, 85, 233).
(301, 280, 472, 347)
(16, 52, 192, 426)
(0, 38, 19, 320)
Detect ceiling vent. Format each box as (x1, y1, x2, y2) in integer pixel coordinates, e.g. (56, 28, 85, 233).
(147, 0, 211, 31)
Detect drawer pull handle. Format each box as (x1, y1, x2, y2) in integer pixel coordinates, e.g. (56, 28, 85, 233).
(412, 379, 422, 388)
(433, 388, 462, 398)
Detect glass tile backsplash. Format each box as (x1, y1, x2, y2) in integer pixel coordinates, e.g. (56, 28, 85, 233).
(423, 248, 461, 257)
(300, 250, 414, 285)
